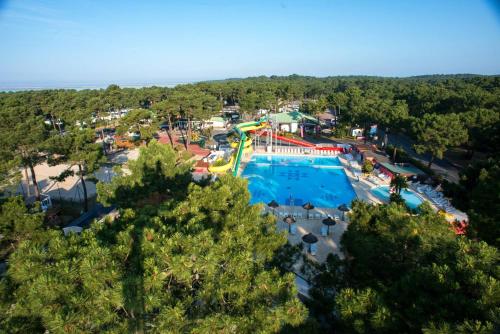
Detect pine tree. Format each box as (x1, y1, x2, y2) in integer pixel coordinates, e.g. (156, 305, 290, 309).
(2, 142, 308, 333)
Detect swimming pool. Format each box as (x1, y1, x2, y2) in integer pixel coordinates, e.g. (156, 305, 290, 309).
(241, 154, 357, 208)
(371, 186, 423, 209)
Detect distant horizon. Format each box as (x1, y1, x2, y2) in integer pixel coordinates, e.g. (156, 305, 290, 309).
(2, 72, 500, 92)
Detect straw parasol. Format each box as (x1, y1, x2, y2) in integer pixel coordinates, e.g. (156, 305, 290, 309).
(338, 204, 350, 220)
(302, 233, 318, 253)
(283, 215, 296, 233)
(267, 200, 279, 215)
(302, 202, 315, 219)
(322, 216, 336, 235)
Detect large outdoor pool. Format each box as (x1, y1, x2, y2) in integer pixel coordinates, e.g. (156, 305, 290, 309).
(241, 154, 357, 208)
(371, 186, 423, 209)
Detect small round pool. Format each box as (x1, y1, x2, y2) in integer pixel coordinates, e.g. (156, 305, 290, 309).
(371, 186, 423, 209)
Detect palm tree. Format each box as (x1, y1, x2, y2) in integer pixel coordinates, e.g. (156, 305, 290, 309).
(390, 174, 408, 195)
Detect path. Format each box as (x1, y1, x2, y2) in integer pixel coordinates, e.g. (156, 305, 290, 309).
(380, 130, 460, 182)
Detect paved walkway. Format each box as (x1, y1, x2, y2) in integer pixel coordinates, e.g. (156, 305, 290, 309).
(272, 206, 349, 263)
(375, 131, 460, 183)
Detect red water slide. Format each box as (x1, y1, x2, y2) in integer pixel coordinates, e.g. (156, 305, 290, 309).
(255, 130, 343, 151)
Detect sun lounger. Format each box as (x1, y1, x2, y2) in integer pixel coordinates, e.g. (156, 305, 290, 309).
(320, 226, 328, 236)
(310, 243, 317, 255)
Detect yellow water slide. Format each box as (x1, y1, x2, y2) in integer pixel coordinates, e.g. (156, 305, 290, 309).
(207, 118, 267, 175)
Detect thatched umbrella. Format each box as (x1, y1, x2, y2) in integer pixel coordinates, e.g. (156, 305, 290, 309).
(302, 233, 318, 253)
(322, 217, 336, 235)
(283, 215, 296, 233)
(338, 204, 350, 220)
(267, 200, 279, 215)
(302, 202, 315, 219)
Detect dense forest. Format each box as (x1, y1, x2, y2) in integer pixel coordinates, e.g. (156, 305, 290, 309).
(0, 75, 499, 333)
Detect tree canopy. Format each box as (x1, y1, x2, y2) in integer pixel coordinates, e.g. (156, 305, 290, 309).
(412, 113, 468, 168)
(1, 142, 308, 333)
(310, 200, 499, 333)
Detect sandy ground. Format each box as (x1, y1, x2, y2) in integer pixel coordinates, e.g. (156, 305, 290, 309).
(18, 149, 139, 201)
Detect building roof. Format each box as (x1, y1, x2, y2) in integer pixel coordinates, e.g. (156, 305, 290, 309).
(379, 162, 425, 176)
(317, 109, 335, 120)
(269, 111, 318, 124)
(363, 150, 390, 164)
(354, 144, 373, 152)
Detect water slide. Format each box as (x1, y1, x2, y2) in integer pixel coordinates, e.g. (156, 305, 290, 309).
(256, 130, 343, 151)
(231, 118, 268, 176)
(208, 117, 268, 175)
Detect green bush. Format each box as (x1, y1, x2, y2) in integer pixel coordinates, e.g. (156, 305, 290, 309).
(212, 158, 230, 167)
(362, 160, 374, 174)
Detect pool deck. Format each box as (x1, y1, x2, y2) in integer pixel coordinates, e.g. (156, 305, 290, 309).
(272, 206, 348, 263)
(236, 149, 465, 265)
(337, 155, 385, 204)
(245, 150, 387, 264)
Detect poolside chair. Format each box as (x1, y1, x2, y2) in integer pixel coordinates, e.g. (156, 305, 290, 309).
(310, 243, 318, 256)
(297, 212, 303, 218)
(315, 213, 321, 219)
(320, 226, 328, 237)
(334, 215, 340, 221)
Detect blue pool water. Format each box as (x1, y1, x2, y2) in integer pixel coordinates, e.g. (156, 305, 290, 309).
(371, 186, 423, 209)
(241, 155, 357, 208)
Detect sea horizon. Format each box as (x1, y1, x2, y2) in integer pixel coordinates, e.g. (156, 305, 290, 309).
(0, 81, 194, 92)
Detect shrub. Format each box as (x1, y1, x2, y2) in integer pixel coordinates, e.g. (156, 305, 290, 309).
(212, 158, 229, 167)
(362, 160, 374, 174)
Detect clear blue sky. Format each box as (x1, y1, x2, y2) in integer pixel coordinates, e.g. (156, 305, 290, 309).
(0, 0, 499, 87)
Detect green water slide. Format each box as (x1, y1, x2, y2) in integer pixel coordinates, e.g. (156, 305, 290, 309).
(232, 117, 268, 176)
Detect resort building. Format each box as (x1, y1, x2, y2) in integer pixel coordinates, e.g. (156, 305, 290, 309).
(278, 101, 301, 113)
(269, 111, 318, 133)
(351, 127, 364, 137)
(316, 109, 337, 126)
(378, 162, 425, 179)
(202, 116, 228, 129)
